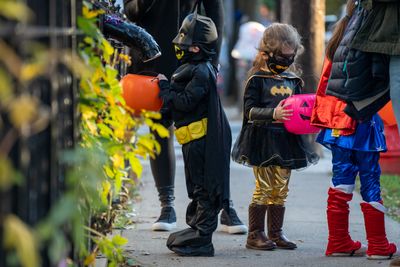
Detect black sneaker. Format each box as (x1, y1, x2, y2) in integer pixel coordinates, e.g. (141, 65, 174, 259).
(220, 207, 248, 234)
(152, 207, 177, 231)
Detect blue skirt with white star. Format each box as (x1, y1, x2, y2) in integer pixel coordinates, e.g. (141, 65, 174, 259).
(316, 114, 387, 152)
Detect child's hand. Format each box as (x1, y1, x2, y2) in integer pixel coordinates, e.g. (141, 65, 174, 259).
(274, 100, 293, 121)
(157, 74, 168, 81)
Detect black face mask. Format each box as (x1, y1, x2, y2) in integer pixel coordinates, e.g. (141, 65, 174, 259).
(266, 53, 295, 74)
(174, 45, 195, 63)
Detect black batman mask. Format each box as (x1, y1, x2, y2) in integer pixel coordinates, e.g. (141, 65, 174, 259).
(173, 12, 218, 49)
(266, 53, 295, 74)
(174, 44, 195, 62)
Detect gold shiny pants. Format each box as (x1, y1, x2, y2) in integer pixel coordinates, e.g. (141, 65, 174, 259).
(251, 166, 291, 206)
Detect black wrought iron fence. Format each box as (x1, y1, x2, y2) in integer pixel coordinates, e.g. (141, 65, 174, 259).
(0, 1, 81, 266)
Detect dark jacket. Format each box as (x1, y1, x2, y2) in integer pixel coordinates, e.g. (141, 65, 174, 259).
(326, 8, 389, 102)
(325, 7, 390, 121)
(161, 62, 210, 128)
(350, 0, 400, 55)
(124, 0, 224, 78)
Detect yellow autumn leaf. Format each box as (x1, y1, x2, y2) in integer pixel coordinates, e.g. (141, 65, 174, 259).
(85, 120, 98, 136)
(98, 123, 113, 138)
(101, 180, 112, 205)
(4, 215, 40, 267)
(105, 93, 115, 107)
(113, 127, 125, 140)
(83, 36, 94, 46)
(8, 95, 39, 129)
(93, 85, 101, 95)
(0, 156, 14, 190)
(137, 137, 155, 151)
(137, 136, 157, 158)
(111, 153, 124, 169)
(132, 147, 147, 159)
(114, 172, 122, 193)
(21, 63, 45, 82)
(0, 2, 34, 23)
(112, 235, 128, 246)
(80, 79, 90, 92)
(82, 5, 104, 19)
(143, 111, 162, 120)
(80, 105, 97, 120)
(104, 165, 115, 179)
(0, 41, 22, 77)
(154, 140, 161, 155)
(151, 123, 170, 138)
(144, 118, 154, 127)
(83, 251, 97, 266)
(0, 68, 13, 104)
(101, 39, 114, 63)
(119, 53, 132, 66)
(91, 68, 104, 84)
(128, 155, 142, 178)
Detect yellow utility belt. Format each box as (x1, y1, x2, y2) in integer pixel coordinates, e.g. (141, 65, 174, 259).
(175, 118, 207, 145)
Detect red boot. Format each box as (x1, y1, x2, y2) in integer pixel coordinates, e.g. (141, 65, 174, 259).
(361, 202, 397, 260)
(325, 188, 365, 256)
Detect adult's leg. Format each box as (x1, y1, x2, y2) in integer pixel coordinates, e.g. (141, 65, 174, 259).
(151, 123, 177, 231)
(390, 55, 400, 134)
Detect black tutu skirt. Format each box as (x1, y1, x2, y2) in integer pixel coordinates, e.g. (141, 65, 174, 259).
(232, 123, 318, 169)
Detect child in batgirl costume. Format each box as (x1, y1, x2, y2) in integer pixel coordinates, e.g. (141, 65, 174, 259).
(311, 0, 398, 259)
(157, 8, 232, 257)
(232, 23, 318, 251)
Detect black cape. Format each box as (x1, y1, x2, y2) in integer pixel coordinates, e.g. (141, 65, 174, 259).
(204, 63, 231, 207)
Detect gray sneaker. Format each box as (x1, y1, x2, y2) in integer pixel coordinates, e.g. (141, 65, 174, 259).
(152, 207, 177, 231)
(220, 208, 248, 234)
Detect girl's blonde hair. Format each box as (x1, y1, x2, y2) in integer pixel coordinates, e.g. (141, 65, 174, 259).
(248, 23, 304, 77)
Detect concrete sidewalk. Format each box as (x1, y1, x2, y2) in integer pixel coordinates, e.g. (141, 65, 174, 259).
(116, 155, 400, 267)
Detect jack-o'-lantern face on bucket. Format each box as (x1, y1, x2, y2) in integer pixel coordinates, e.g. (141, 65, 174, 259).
(282, 94, 320, 135)
(299, 99, 312, 121)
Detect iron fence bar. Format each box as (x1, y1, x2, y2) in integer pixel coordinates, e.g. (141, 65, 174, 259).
(0, 25, 82, 38)
(0, 0, 81, 266)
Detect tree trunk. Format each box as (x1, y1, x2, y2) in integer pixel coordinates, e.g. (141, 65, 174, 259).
(237, 0, 259, 21)
(280, 0, 326, 158)
(280, 0, 325, 92)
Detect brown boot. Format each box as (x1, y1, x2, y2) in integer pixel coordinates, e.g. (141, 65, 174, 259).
(267, 204, 297, 249)
(246, 204, 276, 250)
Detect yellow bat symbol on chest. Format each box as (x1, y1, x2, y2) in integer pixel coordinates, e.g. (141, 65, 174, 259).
(271, 86, 293, 96)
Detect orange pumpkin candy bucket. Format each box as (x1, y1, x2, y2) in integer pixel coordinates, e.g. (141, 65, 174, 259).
(121, 74, 163, 115)
(378, 101, 396, 126)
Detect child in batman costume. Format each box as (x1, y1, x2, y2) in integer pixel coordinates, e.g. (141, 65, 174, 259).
(232, 23, 318, 251)
(157, 7, 232, 256)
(124, 0, 246, 235)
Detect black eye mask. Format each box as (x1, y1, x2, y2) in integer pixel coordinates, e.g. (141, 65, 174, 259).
(266, 53, 295, 74)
